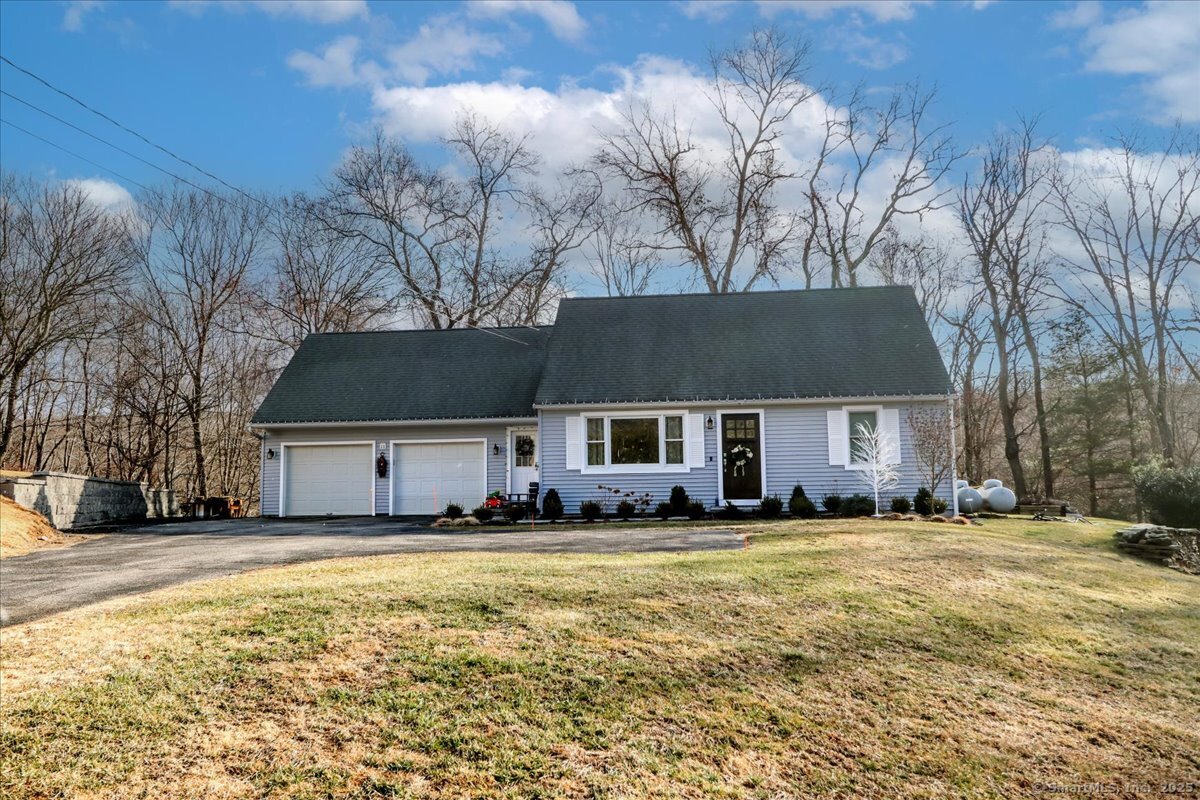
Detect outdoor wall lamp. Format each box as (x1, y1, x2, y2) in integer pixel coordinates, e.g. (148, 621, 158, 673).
(705, 415, 715, 431)
(493, 443, 501, 456)
(267, 448, 276, 460)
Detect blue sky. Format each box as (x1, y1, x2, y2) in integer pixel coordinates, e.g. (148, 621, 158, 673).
(1, 0, 1197, 201)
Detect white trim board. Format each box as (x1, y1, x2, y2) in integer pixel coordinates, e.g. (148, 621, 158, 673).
(536, 395, 949, 411)
(254, 417, 536, 430)
(716, 409, 766, 507)
(388, 437, 488, 516)
(278, 441, 376, 518)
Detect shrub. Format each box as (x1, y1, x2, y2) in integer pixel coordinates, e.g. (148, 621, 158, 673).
(670, 485, 689, 514)
(716, 502, 745, 520)
(841, 493, 875, 517)
(616, 500, 636, 519)
(1134, 463, 1200, 527)
(687, 500, 707, 520)
(580, 500, 602, 521)
(789, 485, 817, 518)
(503, 503, 525, 523)
(541, 489, 563, 521)
(472, 505, 494, 522)
(821, 493, 842, 515)
(890, 496, 912, 514)
(443, 502, 464, 520)
(913, 487, 934, 516)
(933, 497, 948, 515)
(759, 494, 783, 519)
(655, 501, 673, 520)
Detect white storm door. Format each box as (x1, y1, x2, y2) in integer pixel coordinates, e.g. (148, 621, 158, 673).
(509, 428, 538, 496)
(392, 441, 486, 515)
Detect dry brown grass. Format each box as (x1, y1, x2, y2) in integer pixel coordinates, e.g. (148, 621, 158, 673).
(1, 517, 1197, 798)
(0, 495, 89, 558)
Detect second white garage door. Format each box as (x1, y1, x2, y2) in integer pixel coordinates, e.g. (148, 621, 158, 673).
(392, 441, 486, 515)
(284, 444, 373, 516)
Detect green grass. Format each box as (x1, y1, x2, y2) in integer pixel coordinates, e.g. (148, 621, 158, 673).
(1, 517, 1197, 799)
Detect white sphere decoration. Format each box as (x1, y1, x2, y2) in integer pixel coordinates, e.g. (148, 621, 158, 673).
(982, 478, 1003, 489)
(982, 485, 1017, 513)
(957, 487, 984, 513)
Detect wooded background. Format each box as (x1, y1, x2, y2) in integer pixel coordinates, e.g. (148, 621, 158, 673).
(2, 30, 1196, 518)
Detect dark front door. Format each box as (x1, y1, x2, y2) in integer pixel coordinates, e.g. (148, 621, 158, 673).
(721, 413, 762, 501)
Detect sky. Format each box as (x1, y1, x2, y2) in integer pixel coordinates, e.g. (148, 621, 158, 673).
(1, 0, 1197, 205)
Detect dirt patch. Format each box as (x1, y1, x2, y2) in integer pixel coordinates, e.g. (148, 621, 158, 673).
(0, 496, 92, 558)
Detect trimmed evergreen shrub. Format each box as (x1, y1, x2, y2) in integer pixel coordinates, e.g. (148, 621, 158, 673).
(616, 500, 635, 519)
(840, 493, 875, 517)
(444, 503, 464, 520)
(822, 493, 842, 515)
(933, 497, 948, 515)
(759, 494, 783, 519)
(1134, 463, 1200, 527)
(716, 501, 745, 520)
(579, 500, 602, 521)
(541, 489, 563, 521)
(789, 485, 817, 518)
(503, 503, 525, 523)
(890, 496, 912, 514)
(655, 501, 673, 520)
(687, 500, 707, 520)
(913, 487, 934, 516)
(473, 505, 494, 522)
(670, 485, 689, 514)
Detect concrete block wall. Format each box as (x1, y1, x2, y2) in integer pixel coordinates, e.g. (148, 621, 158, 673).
(0, 471, 179, 530)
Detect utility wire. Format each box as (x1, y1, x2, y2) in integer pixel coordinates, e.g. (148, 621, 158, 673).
(0, 54, 269, 211)
(1, 89, 236, 208)
(1, 118, 151, 192)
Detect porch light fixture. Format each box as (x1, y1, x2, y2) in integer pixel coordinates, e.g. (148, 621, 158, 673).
(705, 415, 715, 431)
(493, 443, 501, 456)
(267, 448, 276, 460)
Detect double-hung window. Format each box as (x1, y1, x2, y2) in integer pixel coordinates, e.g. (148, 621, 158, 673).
(847, 409, 878, 467)
(583, 414, 686, 470)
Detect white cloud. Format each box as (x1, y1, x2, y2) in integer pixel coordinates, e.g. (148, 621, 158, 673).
(386, 16, 506, 86)
(756, 0, 930, 23)
(64, 177, 135, 210)
(466, 0, 587, 42)
(676, 1, 736, 22)
(62, 0, 104, 32)
(828, 25, 909, 70)
(1068, 1, 1200, 122)
(287, 35, 367, 87)
(168, 0, 368, 23)
(1049, 0, 1102, 29)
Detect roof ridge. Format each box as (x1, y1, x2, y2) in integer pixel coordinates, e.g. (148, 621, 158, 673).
(559, 285, 915, 303)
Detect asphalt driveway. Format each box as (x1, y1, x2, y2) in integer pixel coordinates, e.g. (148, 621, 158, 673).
(0, 517, 742, 626)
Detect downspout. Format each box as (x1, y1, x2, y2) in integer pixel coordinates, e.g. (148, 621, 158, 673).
(948, 393, 959, 517)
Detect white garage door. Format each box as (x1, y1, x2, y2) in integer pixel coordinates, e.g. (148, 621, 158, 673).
(283, 444, 372, 516)
(393, 441, 486, 515)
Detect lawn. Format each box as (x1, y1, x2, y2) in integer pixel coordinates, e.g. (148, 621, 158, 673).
(1, 518, 1197, 799)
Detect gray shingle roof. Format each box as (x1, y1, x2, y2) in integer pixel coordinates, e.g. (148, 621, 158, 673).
(533, 286, 951, 406)
(251, 327, 549, 424)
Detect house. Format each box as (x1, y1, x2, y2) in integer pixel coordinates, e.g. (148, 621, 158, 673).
(250, 287, 956, 517)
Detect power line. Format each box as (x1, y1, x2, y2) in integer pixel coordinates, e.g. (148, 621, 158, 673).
(1, 118, 151, 193)
(1, 89, 236, 208)
(0, 54, 268, 211)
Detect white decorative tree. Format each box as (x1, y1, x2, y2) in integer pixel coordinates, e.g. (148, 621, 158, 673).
(854, 421, 901, 516)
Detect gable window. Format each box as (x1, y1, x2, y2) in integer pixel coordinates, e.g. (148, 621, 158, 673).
(581, 413, 687, 470)
(847, 410, 878, 466)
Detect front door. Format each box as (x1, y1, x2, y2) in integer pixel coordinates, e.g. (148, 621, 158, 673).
(509, 428, 538, 496)
(721, 413, 762, 502)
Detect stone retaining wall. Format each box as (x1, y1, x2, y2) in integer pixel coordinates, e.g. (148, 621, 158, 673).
(1114, 524, 1200, 574)
(0, 471, 178, 530)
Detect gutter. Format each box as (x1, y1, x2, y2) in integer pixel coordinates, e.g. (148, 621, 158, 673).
(248, 416, 538, 431)
(533, 394, 951, 411)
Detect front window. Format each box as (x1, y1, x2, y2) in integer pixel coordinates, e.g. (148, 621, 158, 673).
(848, 410, 878, 465)
(583, 414, 686, 469)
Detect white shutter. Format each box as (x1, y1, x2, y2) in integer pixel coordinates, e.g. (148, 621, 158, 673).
(687, 413, 706, 469)
(882, 408, 902, 464)
(565, 415, 583, 470)
(827, 409, 847, 466)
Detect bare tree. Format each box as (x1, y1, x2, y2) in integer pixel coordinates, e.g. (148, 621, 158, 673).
(853, 420, 901, 516)
(256, 193, 395, 353)
(0, 173, 135, 463)
(958, 119, 1051, 498)
(908, 406, 955, 509)
(585, 198, 664, 297)
(596, 28, 815, 292)
(1051, 127, 1200, 465)
(807, 83, 961, 288)
(868, 223, 960, 361)
(136, 185, 269, 497)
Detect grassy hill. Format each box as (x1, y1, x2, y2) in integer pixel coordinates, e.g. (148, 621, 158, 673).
(1, 517, 1196, 798)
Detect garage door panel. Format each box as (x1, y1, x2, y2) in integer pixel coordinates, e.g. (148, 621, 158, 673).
(284, 444, 372, 516)
(393, 441, 486, 515)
